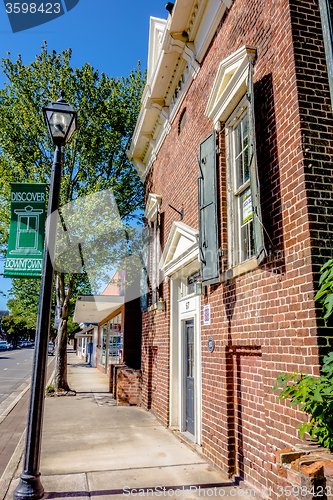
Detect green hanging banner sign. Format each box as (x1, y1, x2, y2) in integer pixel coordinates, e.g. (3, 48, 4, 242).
(4, 183, 47, 278)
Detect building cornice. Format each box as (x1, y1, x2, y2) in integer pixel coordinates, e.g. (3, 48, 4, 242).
(128, 0, 234, 182)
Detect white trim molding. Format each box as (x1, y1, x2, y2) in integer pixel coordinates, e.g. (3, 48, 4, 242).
(128, 0, 235, 182)
(205, 45, 256, 126)
(195, 0, 233, 63)
(145, 193, 162, 223)
(147, 17, 168, 86)
(160, 221, 199, 278)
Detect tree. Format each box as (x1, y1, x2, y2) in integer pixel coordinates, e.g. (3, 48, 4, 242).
(0, 315, 32, 347)
(0, 43, 145, 391)
(7, 279, 40, 331)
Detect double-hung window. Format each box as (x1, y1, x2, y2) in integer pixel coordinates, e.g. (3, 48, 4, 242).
(204, 46, 266, 277)
(227, 98, 255, 266)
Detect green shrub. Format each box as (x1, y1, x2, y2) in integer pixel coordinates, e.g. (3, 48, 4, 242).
(45, 384, 54, 394)
(273, 259, 333, 450)
(314, 258, 333, 319)
(274, 352, 333, 450)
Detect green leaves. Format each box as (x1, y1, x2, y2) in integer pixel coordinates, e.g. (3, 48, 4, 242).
(0, 44, 146, 256)
(0, 45, 146, 354)
(274, 353, 333, 450)
(314, 259, 333, 319)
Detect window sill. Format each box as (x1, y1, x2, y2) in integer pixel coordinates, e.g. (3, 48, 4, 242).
(221, 256, 258, 282)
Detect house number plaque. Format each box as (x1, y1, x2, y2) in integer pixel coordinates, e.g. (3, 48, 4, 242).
(207, 337, 215, 353)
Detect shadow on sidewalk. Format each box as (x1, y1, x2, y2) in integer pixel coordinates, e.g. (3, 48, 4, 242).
(70, 362, 92, 369)
(43, 480, 242, 499)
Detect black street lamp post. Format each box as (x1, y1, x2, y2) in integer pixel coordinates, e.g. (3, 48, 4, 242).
(13, 92, 77, 500)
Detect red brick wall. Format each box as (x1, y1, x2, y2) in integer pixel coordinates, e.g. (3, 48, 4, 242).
(289, 0, 333, 353)
(141, 307, 169, 425)
(141, 0, 333, 495)
(117, 368, 141, 406)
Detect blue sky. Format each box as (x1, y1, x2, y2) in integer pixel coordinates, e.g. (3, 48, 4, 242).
(0, 0, 168, 310)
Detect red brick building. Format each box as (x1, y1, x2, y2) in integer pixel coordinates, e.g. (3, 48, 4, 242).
(128, 0, 333, 495)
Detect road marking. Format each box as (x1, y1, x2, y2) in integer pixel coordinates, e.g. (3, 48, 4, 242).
(17, 363, 19, 365)
(4, 368, 7, 371)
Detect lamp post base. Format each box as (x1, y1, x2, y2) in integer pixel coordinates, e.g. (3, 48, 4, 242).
(13, 473, 44, 500)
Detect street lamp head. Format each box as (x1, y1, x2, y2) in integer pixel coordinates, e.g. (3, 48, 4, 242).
(43, 90, 77, 146)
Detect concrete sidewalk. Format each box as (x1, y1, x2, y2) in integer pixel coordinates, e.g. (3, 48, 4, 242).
(5, 353, 251, 500)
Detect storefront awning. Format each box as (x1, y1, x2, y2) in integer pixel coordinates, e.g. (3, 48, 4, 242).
(74, 324, 94, 339)
(73, 296, 125, 324)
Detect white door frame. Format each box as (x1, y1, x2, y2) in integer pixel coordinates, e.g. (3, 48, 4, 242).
(169, 280, 202, 445)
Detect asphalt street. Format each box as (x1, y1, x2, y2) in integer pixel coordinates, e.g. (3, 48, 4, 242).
(0, 347, 34, 405)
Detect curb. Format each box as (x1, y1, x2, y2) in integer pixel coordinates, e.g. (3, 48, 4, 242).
(46, 367, 55, 389)
(0, 384, 30, 425)
(0, 429, 26, 500)
(0, 357, 55, 424)
(0, 366, 55, 500)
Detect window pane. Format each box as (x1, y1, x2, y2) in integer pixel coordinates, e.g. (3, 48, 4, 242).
(249, 220, 255, 257)
(235, 153, 243, 189)
(238, 187, 254, 262)
(235, 122, 242, 157)
(235, 116, 250, 188)
(235, 124, 243, 188)
(241, 188, 252, 225)
(240, 223, 249, 262)
(242, 117, 249, 184)
(244, 147, 249, 183)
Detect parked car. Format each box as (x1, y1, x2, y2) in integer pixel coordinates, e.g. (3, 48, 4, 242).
(5, 342, 13, 350)
(48, 342, 55, 355)
(0, 341, 8, 351)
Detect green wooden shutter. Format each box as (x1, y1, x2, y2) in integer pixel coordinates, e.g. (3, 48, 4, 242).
(198, 131, 220, 283)
(247, 57, 266, 265)
(140, 225, 150, 312)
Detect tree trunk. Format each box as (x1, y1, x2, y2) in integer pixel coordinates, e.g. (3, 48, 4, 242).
(54, 273, 73, 392)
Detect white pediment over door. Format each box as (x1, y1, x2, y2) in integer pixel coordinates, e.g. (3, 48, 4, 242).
(160, 221, 199, 278)
(205, 45, 256, 126)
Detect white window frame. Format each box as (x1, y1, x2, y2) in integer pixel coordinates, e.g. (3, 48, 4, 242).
(144, 194, 162, 306)
(150, 218, 160, 304)
(226, 95, 255, 269)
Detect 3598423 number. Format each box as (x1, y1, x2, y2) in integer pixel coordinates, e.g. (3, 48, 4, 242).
(277, 486, 332, 497)
(5, 3, 61, 14)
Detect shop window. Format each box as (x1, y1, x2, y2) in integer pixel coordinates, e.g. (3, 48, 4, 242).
(108, 313, 122, 366)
